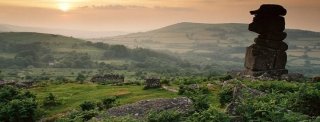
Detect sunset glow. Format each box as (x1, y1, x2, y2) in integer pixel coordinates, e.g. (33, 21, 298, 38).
(0, 0, 319, 32)
(58, 2, 70, 12)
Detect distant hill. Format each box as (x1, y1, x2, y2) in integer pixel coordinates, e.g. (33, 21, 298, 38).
(92, 22, 320, 76)
(0, 24, 129, 38)
(0, 32, 188, 74)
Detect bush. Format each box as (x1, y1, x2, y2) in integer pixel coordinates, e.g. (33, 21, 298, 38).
(43, 93, 60, 107)
(247, 81, 299, 93)
(160, 79, 170, 85)
(191, 94, 210, 112)
(232, 91, 315, 122)
(80, 101, 96, 111)
(147, 110, 181, 122)
(218, 87, 233, 107)
(178, 85, 209, 95)
(0, 70, 4, 80)
(97, 96, 117, 110)
(187, 107, 230, 122)
(0, 86, 39, 122)
(219, 75, 233, 81)
(292, 85, 320, 116)
(76, 73, 86, 83)
(58, 110, 98, 121)
(94, 115, 139, 122)
(55, 76, 69, 83)
(178, 85, 210, 112)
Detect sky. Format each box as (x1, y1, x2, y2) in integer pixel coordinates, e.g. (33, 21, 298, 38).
(0, 0, 320, 32)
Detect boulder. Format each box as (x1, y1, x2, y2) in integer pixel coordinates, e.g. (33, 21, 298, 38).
(226, 84, 264, 116)
(254, 38, 288, 51)
(244, 69, 288, 77)
(312, 76, 320, 82)
(244, 44, 287, 72)
(281, 73, 305, 82)
(245, 45, 277, 71)
(107, 97, 193, 118)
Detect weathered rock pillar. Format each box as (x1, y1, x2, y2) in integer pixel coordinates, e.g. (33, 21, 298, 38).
(244, 4, 288, 77)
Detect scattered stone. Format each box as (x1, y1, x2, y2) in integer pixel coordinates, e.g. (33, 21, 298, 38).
(281, 73, 305, 82)
(227, 70, 243, 78)
(187, 84, 200, 90)
(15, 81, 34, 88)
(107, 97, 193, 118)
(0, 80, 33, 88)
(226, 84, 265, 116)
(312, 76, 320, 82)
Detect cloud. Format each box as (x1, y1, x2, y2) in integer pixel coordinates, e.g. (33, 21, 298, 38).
(78, 4, 194, 12)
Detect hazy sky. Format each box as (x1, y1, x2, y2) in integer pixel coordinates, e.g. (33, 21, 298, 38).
(0, 0, 319, 32)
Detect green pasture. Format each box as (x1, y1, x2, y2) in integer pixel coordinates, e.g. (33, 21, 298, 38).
(30, 83, 178, 117)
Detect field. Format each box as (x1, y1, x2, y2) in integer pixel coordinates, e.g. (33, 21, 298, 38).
(30, 83, 178, 117)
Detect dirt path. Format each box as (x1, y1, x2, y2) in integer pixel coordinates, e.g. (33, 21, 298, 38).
(162, 85, 178, 93)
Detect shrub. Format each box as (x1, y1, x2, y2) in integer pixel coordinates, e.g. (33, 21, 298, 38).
(292, 85, 320, 116)
(219, 75, 233, 81)
(218, 86, 233, 107)
(191, 94, 210, 112)
(58, 110, 98, 121)
(233, 91, 314, 122)
(43, 93, 60, 107)
(93, 115, 139, 122)
(178, 85, 210, 112)
(181, 78, 200, 85)
(187, 107, 230, 122)
(147, 110, 181, 122)
(80, 101, 96, 111)
(76, 73, 86, 83)
(160, 79, 170, 85)
(55, 76, 69, 83)
(247, 81, 299, 93)
(178, 85, 210, 95)
(97, 96, 117, 110)
(0, 70, 4, 80)
(0, 86, 39, 122)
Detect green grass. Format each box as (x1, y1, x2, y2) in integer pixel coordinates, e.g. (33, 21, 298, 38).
(30, 83, 178, 117)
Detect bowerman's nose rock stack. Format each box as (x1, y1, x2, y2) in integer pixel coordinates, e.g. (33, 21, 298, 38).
(244, 4, 288, 77)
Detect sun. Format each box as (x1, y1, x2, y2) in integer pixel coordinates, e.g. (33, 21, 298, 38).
(59, 2, 70, 12)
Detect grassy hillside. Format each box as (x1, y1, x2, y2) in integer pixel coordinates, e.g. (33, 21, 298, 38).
(0, 32, 197, 81)
(30, 83, 177, 117)
(93, 22, 320, 76)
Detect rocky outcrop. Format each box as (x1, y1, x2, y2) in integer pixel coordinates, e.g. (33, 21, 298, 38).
(244, 4, 288, 77)
(107, 97, 193, 118)
(144, 78, 161, 89)
(226, 84, 265, 116)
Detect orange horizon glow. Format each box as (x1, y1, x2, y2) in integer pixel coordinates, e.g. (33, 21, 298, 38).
(0, 0, 320, 32)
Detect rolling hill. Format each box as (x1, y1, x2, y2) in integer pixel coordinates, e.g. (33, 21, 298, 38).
(0, 24, 129, 38)
(0, 32, 190, 77)
(91, 22, 320, 76)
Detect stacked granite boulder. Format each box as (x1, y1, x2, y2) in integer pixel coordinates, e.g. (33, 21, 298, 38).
(244, 4, 288, 77)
